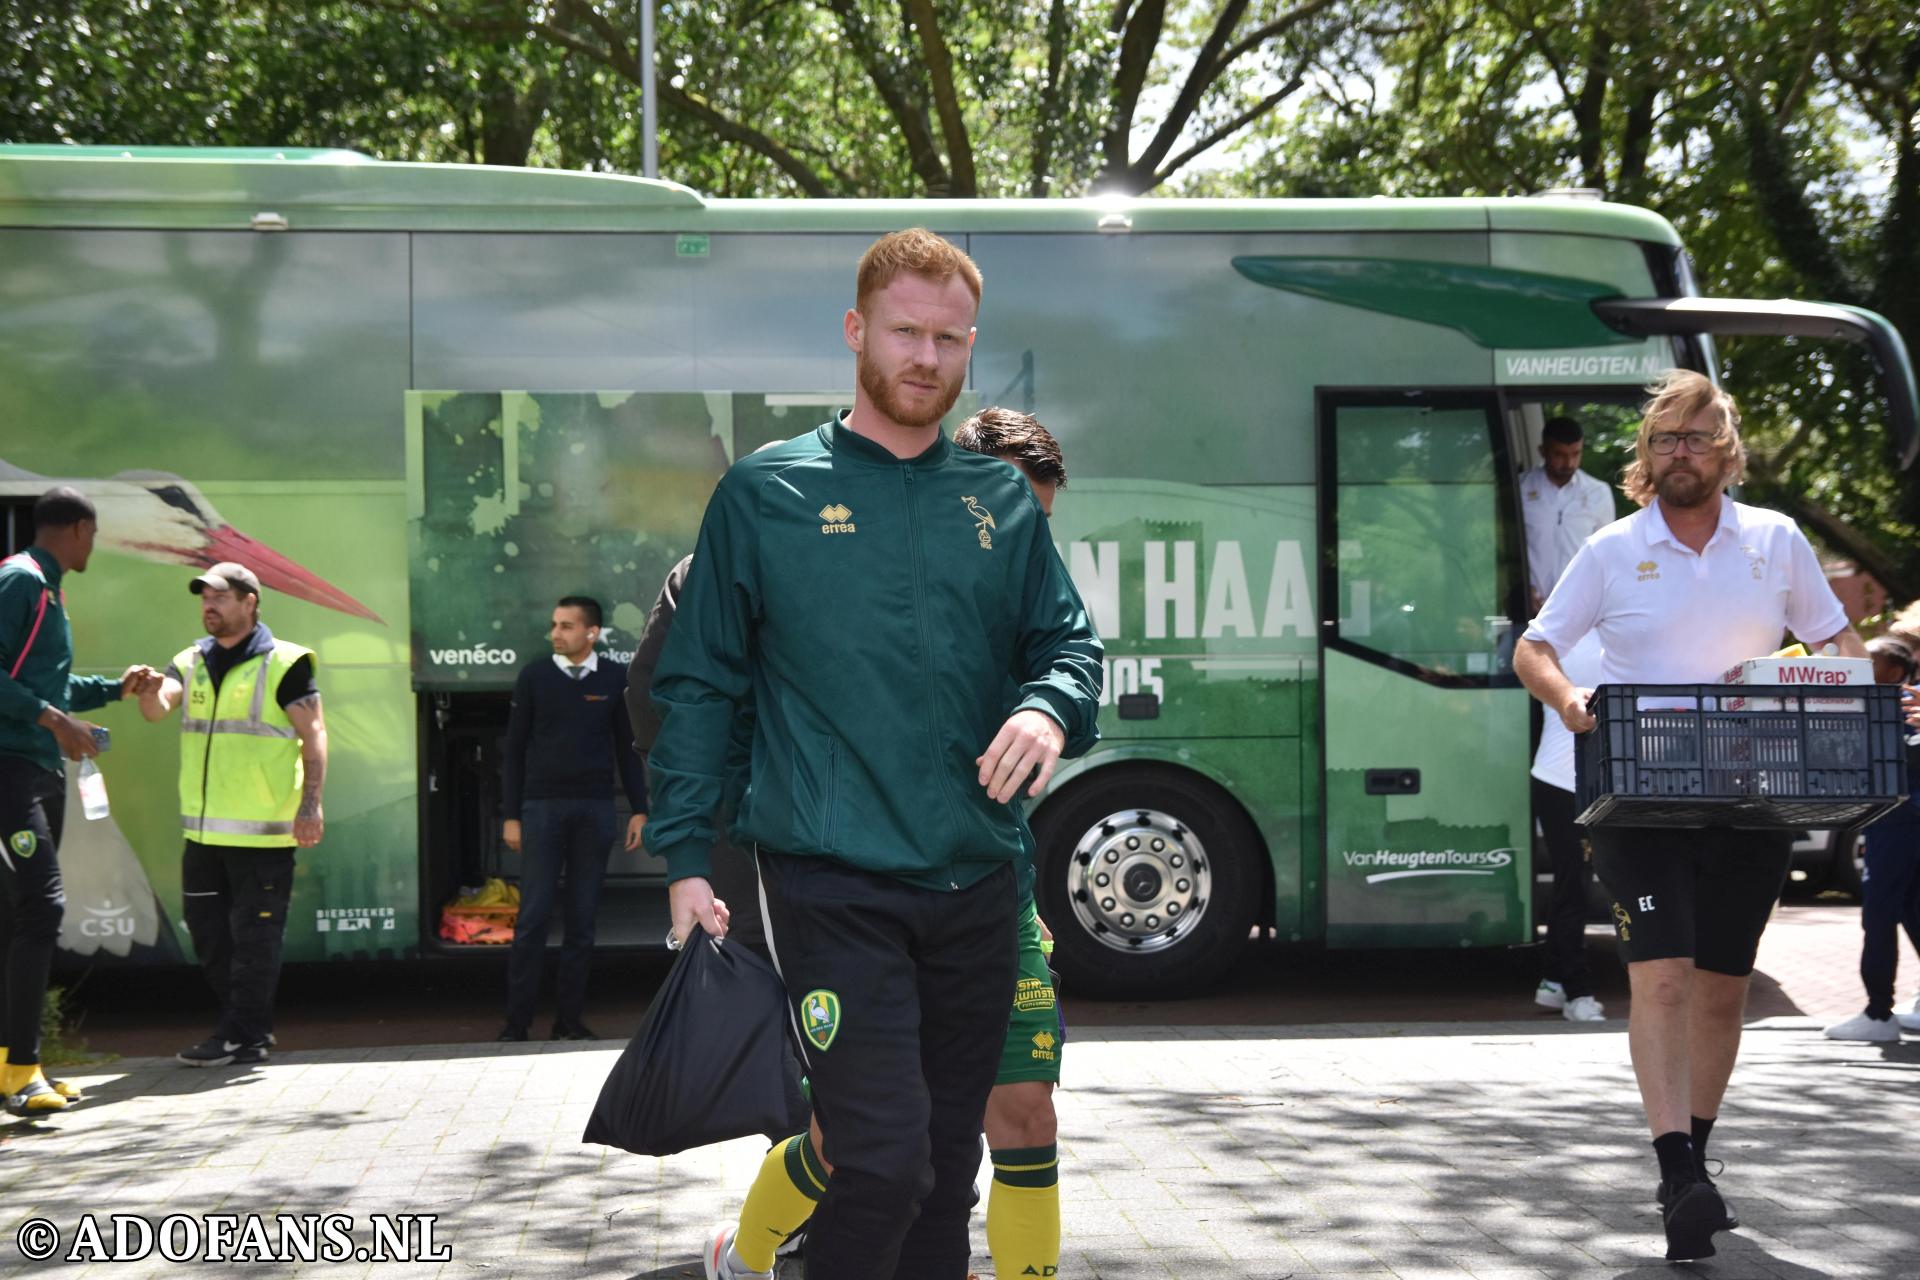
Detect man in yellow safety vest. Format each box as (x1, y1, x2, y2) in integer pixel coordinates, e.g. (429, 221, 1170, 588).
(140, 562, 328, 1067)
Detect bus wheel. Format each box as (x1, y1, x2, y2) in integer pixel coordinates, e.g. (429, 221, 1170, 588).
(1033, 767, 1262, 999)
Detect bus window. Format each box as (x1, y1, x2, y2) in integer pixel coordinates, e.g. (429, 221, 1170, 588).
(1328, 396, 1518, 678)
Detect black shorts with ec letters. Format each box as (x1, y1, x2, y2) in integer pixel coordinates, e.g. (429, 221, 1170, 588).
(1587, 826, 1792, 976)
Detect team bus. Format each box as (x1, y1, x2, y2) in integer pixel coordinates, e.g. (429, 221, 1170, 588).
(3, 147, 1913, 996)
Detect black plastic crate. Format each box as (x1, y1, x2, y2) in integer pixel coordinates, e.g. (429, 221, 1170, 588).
(1574, 683, 1910, 829)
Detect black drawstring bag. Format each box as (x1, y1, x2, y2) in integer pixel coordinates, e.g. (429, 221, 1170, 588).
(583, 929, 795, 1156)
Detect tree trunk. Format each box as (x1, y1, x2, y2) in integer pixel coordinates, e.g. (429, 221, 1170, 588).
(1572, 18, 1611, 191)
(1735, 88, 1862, 305)
(901, 0, 976, 196)
(479, 69, 550, 168)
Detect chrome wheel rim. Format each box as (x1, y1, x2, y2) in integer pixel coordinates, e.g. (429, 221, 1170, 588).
(1066, 807, 1210, 954)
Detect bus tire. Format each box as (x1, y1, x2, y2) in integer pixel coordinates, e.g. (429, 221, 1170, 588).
(1032, 765, 1262, 999)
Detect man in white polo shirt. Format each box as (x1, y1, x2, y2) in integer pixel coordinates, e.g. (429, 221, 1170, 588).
(1522, 415, 1615, 615)
(1515, 369, 1863, 1263)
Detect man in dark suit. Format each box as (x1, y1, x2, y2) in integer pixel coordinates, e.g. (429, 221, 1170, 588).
(499, 595, 648, 1041)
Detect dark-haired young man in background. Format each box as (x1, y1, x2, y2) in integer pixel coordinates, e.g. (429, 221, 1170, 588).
(1521, 415, 1614, 616)
(498, 596, 648, 1041)
(947, 406, 1072, 1280)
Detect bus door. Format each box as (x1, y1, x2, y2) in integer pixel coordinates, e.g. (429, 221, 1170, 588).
(1317, 389, 1532, 948)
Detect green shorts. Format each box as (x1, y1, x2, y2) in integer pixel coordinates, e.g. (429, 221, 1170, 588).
(997, 897, 1063, 1085)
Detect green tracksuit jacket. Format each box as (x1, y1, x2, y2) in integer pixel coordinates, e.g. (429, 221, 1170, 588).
(0, 547, 122, 774)
(645, 418, 1104, 891)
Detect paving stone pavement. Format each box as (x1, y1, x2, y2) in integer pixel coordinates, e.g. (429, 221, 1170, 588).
(3, 1018, 1916, 1280)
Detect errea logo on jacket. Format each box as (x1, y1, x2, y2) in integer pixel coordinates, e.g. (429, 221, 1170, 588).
(819, 503, 855, 534)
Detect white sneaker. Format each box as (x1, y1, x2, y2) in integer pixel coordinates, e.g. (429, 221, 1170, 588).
(703, 1226, 771, 1280)
(1823, 1012, 1901, 1042)
(1563, 995, 1606, 1022)
(1534, 980, 1567, 1011)
(1899, 996, 1920, 1033)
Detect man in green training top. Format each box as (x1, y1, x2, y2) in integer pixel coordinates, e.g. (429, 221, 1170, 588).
(707, 406, 1077, 1279)
(0, 487, 158, 1116)
(647, 228, 1102, 1280)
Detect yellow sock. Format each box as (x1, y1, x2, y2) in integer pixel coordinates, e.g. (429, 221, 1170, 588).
(988, 1143, 1060, 1278)
(1, 1050, 80, 1101)
(1, 1062, 70, 1113)
(732, 1133, 827, 1273)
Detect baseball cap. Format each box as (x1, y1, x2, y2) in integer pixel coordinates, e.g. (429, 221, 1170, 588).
(189, 562, 261, 597)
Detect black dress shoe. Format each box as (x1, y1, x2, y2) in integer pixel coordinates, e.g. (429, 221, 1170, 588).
(551, 1021, 600, 1041)
(496, 1024, 529, 1042)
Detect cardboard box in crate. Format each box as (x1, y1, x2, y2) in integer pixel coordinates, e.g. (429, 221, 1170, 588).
(1720, 655, 1872, 712)
(1575, 683, 1909, 829)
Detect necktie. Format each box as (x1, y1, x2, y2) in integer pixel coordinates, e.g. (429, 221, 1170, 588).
(570, 665, 586, 680)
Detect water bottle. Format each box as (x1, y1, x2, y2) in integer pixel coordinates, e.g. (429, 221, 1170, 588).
(78, 757, 110, 821)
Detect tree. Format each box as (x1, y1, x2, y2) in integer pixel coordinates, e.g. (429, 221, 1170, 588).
(371, 0, 1349, 196)
(1713, 1, 1920, 593)
(0, 1, 605, 168)
(1205, 0, 1920, 600)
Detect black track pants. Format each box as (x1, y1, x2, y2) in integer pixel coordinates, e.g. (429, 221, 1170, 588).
(0, 756, 65, 1067)
(757, 850, 1016, 1280)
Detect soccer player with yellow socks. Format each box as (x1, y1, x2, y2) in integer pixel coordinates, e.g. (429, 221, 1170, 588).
(2, 489, 156, 1119)
(704, 409, 1074, 1280)
(965, 410, 1072, 1278)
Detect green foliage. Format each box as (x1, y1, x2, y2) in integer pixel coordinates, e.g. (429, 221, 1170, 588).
(1, 1, 1352, 195)
(4, 0, 1917, 591)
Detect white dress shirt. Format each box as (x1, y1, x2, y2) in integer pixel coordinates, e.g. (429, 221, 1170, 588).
(552, 651, 601, 679)
(1520, 465, 1615, 598)
(1525, 494, 1850, 688)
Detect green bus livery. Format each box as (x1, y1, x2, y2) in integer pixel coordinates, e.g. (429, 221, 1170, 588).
(3, 147, 1912, 995)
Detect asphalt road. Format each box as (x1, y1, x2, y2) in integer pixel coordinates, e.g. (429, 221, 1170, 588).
(50, 899, 1881, 1063)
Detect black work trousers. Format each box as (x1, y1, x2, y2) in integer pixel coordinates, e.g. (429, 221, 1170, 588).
(758, 849, 1016, 1280)
(1534, 776, 1595, 999)
(181, 841, 296, 1045)
(0, 755, 65, 1066)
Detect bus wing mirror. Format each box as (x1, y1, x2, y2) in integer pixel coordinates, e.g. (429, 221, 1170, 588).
(1593, 297, 1920, 471)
